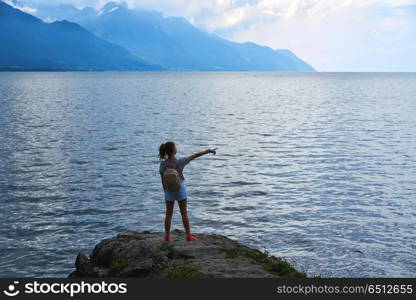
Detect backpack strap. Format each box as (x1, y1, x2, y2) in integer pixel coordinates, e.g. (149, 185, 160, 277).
(164, 159, 177, 172)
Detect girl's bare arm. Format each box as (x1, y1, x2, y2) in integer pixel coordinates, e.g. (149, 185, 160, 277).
(188, 148, 217, 161)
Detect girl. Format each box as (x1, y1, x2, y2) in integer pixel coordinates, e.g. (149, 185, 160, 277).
(159, 141, 217, 242)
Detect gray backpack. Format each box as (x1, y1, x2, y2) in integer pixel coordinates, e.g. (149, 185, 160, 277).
(162, 161, 181, 191)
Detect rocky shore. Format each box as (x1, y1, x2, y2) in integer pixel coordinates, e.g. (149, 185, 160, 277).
(69, 230, 306, 278)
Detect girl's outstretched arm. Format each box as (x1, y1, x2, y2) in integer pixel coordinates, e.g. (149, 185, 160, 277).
(188, 148, 217, 161)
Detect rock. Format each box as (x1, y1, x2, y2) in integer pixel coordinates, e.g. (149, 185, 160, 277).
(68, 230, 306, 278)
(74, 252, 92, 277)
(91, 267, 110, 278)
(118, 259, 154, 277)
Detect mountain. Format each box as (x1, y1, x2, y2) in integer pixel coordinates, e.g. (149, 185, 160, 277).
(29, 1, 315, 71)
(83, 2, 315, 71)
(28, 2, 96, 24)
(0, 1, 162, 71)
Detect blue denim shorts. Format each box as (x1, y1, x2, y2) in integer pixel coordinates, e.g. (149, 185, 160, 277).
(164, 180, 187, 202)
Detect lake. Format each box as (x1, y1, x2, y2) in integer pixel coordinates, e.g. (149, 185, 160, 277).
(0, 72, 415, 277)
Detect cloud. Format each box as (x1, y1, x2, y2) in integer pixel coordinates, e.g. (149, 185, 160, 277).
(102, 0, 416, 31)
(225, 2, 416, 71)
(4, 0, 37, 13)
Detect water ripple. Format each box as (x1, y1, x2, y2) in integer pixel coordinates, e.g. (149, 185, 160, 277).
(0, 72, 415, 277)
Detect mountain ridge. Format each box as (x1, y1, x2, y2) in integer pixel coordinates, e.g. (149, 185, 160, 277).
(1, 0, 315, 71)
(0, 1, 162, 71)
(75, 2, 315, 71)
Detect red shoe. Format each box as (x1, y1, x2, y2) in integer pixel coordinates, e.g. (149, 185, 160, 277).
(164, 236, 172, 242)
(186, 235, 197, 242)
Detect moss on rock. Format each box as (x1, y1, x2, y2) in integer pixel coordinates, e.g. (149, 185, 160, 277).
(168, 263, 204, 278)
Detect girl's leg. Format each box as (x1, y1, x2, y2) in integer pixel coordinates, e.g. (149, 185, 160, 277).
(164, 201, 174, 241)
(178, 199, 197, 241)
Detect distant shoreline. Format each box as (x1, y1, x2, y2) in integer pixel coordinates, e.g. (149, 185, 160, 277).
(2, 70, 416, 73)
(0, 68, 317, 72)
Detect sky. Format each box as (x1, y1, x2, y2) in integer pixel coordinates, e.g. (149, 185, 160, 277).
(14, 0, 416, 71)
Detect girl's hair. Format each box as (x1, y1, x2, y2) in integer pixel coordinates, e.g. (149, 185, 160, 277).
(159, 141, 175, 160)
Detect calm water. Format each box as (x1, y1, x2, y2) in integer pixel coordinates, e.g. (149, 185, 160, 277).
(0, 72, 415, 277)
